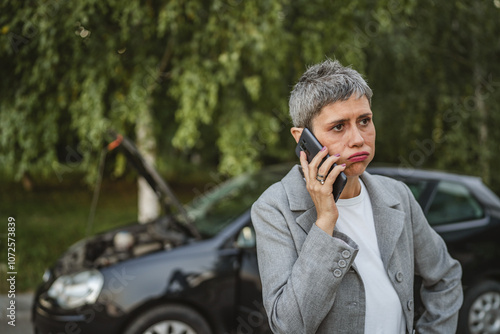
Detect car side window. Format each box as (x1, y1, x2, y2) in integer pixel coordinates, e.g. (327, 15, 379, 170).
(426, 181, 484, 226)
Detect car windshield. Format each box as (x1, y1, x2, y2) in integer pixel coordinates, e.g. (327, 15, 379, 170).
(184, 164, 292, 238)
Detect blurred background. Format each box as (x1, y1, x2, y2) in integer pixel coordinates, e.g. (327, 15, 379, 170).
(1, 0, 500, 304)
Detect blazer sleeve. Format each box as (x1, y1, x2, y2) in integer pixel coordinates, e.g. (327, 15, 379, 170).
(403, 182, 464, 333)
(251, 183, 358, 334)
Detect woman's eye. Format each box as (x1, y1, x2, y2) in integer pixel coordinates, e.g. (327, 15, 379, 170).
(360, 118, 371, 126)
(332, 124, 343, 131)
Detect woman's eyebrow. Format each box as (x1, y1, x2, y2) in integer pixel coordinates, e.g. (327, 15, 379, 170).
(325, 118, 348, 126)
(357, 112, 373, 119)
(325, 112, 373, 126)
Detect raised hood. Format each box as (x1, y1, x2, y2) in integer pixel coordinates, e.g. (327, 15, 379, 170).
(106, 131, 201, 239)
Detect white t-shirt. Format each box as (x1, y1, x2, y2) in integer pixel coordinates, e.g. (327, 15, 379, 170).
(335, 180, 406, 334)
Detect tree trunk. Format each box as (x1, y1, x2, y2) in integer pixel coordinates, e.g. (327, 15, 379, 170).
(135, 36, 175, 223)
(136, 111, 160, 223)
(474, 64, 490, 184)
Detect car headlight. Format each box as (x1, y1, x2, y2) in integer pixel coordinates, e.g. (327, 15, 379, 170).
(47, 269, 104, 309)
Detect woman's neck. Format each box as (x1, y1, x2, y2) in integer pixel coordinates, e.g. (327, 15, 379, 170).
(339, 176, 361, 199)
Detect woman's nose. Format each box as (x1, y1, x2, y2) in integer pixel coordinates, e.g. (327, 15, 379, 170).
(347, 127, 364, 147)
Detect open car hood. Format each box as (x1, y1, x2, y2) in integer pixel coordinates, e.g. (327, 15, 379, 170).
(106, 131, 201, 239)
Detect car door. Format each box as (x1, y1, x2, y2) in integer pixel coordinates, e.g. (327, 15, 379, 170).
(234, 223, 272, 334)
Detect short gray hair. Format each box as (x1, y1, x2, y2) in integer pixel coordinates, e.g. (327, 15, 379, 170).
(289, 59, 373, 129)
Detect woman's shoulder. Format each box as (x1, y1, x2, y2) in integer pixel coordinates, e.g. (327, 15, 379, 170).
(362, 171, 416, 205)
(365, 172, 405, 187)
(256, 168, 294, 203)
(254, 165, 304, 208)
(257, 179, 287, 203)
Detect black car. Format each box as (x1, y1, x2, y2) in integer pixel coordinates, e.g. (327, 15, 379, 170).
(32, 135, 500, 334)
(368, 166, 500, 334)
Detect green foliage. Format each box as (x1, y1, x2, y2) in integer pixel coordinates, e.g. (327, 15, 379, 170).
(1, 0, 500, 193)
(365, 0, 500, 190)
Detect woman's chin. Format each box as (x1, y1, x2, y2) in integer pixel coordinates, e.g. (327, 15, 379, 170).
(344, 162, 368, 178)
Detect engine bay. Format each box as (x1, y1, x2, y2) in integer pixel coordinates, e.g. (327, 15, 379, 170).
(53, 216, 189, 276)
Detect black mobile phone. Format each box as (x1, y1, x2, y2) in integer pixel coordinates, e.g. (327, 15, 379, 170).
(295, 128, 347, 202)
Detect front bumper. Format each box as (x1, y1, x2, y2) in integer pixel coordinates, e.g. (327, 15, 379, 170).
(32, 290, 128, 334)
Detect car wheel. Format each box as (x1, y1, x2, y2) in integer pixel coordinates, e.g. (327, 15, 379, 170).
(123, 304, 212, 334)
(458, 280, 500, 334)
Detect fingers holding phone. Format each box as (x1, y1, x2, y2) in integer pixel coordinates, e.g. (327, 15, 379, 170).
(296, 128, 348, 235)
(317, 153, 346, 183)
(296, 128, 347, 201)
(321, 155, 347, 189)
(299, 149, 346, 234)
(299, 148, 345, 196)
(299, 145, 328, 183)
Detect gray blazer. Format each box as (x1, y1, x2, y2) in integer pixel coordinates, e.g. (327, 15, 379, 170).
(251, 165, 463, 334)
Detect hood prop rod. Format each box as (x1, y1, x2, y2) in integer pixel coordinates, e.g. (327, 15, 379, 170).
(86, 149, 107, 237)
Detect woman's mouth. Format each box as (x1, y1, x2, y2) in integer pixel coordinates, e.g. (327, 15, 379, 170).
(348, 151, 369, 162)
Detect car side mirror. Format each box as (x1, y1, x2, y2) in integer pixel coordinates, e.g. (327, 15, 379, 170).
(236, 226, 256, 249)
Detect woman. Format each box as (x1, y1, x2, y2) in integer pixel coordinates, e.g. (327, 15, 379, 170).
(251, 59, 463, 334)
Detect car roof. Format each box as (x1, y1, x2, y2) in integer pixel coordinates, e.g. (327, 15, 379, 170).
(368, 166, 481, 184)
(367, 166, 500, 217)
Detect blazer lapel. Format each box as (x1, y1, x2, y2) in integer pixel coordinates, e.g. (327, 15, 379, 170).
(280, 167, 406, 269)
(361, 172, 405, 269)
(296, 207, 317, 234)
(281, 165, 317, 234)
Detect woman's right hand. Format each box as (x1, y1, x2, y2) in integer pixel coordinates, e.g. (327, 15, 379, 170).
(299, 148, 346, 235)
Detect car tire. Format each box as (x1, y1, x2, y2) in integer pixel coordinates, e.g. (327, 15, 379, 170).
(458, 280, 500, 334)
(123, 304, 212, 334)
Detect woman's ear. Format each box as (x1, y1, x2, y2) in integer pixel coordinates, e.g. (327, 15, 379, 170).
(290, 127, 303, 144)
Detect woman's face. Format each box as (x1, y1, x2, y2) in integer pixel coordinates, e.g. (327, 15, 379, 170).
(293, 95, 376, 178)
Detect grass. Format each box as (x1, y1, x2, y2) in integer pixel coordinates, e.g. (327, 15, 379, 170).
(0, 179, 143, 293)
